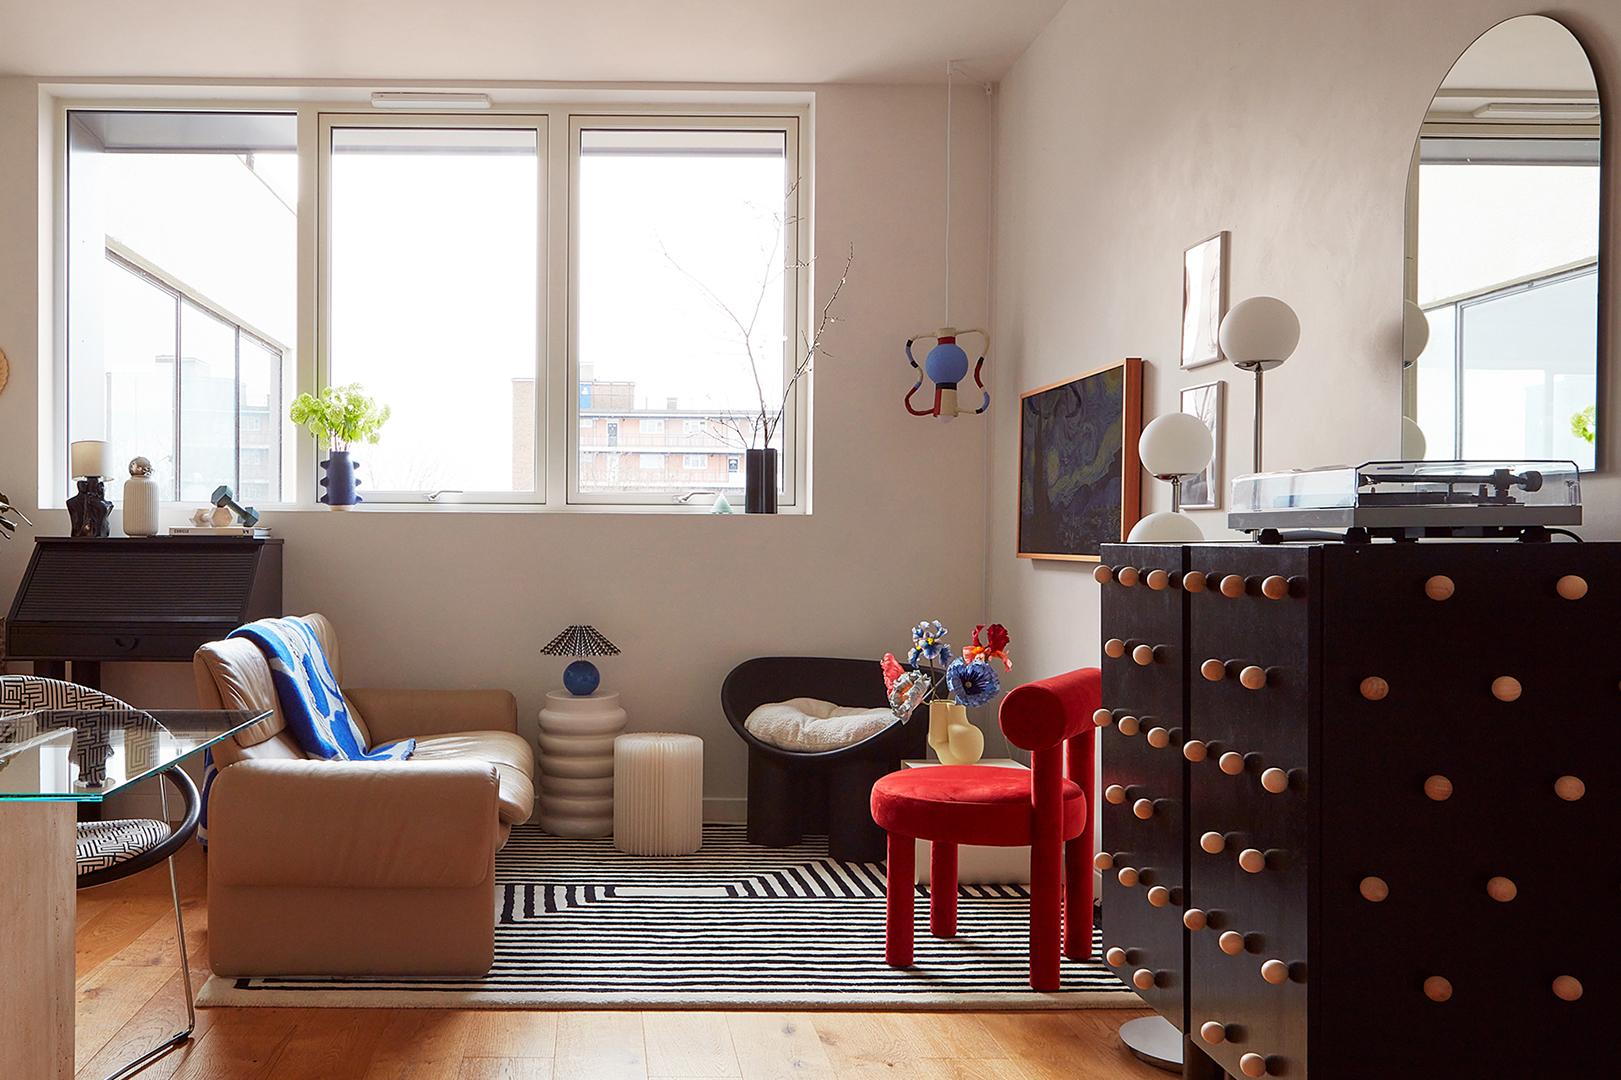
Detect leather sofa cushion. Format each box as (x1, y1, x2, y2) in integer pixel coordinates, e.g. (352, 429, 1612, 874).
(413, 730, 536, 826)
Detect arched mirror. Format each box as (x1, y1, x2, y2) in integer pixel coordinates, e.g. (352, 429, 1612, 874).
(1403, 15, 1601, 469)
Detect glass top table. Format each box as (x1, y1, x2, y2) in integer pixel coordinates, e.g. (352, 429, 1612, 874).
(0, 708, 269, 801)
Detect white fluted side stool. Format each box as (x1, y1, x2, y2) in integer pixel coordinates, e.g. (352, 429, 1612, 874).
(538, 689, 629, 837)
(613, 733, 704, 856)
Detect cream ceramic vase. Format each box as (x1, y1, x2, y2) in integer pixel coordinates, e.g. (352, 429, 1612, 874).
(927, 700, 985, 766)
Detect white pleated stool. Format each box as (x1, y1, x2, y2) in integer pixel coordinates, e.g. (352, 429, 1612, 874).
(613, 733, 704, 856)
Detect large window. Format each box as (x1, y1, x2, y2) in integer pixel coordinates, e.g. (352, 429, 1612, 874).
(66, 111, 297, 502)
(61, 102, 807, 510)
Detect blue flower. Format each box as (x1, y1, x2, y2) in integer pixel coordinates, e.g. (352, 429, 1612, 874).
(946, 659, 1000, 709)
(908, 620, 952, 667)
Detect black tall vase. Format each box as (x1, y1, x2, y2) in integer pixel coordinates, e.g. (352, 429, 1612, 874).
(744, 448, 777, 514)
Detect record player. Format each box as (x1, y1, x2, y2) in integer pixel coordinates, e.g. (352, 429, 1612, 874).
(1228, 459, 1581, 542)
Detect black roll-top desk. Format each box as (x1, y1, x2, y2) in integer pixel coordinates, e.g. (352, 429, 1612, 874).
(5, 536, 283, 689)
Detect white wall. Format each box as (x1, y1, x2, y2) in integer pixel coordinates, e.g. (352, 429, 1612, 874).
(990, 0, 1621, 679)
(0, 80, 994, 819)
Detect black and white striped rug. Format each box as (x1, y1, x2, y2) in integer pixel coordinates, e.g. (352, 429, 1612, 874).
(196, 824, 1137, 1009)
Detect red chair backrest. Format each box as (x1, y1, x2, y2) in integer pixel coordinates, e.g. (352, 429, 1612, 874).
(998, 667, 1101, 752)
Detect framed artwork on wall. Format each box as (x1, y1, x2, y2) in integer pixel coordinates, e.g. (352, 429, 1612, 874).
(1179, 380, 1224, 510)
(1017, 358, 1143, 562)
(1181, 231, 1229, 370)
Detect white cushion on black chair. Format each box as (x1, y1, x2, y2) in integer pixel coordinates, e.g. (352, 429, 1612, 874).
(75, 818, 172, 877)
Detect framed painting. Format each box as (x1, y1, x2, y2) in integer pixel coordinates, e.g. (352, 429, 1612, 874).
(1179, 380, 1224, 510)
(1181, 231, 1229, 370)
(1017, 358, 1143, 562)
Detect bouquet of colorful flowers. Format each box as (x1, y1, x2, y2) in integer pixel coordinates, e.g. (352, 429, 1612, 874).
(880, 621, 1012, 719)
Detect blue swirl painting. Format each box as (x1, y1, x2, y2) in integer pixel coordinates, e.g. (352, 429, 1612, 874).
(1018, 362, 1137, 559)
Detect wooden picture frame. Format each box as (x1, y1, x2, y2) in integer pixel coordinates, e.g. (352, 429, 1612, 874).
(1179, 380, 1224, 510)
(1181, 231, 1229, 370)
(1017, 358, 1143, 562)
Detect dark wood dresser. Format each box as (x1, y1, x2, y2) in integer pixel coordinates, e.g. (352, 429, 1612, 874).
(5, 536, 283, 688)
(1099, 540, 1612, 1078)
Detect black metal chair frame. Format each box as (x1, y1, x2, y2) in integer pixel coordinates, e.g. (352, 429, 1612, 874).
(721, 656, 926, 863)
(78, 764, 201, 1080)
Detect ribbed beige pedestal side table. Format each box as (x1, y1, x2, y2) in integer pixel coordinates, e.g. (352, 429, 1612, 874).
(537, 689, 628, 837)
(613, 733, 703, 855)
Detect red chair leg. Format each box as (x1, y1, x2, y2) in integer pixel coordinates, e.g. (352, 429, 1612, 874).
(885, 831, 915, 967)
(1064, 834, 1094, 959)
(930, 840, 958, 938)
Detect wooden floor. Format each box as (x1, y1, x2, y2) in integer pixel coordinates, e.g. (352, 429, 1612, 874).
(74, 843, 1164, 1080)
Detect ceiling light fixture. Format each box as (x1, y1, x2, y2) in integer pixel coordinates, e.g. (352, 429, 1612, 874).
(370, 92, 492, 110)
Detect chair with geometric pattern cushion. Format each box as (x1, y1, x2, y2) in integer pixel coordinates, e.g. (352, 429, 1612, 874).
(1, 674, 201, 1080)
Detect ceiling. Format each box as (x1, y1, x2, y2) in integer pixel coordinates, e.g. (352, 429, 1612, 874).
(0, 0, 1068, 85)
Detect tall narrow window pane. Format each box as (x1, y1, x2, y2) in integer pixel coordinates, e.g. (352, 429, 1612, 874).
(328, 126, 539, 494)
(67, 111, 296, 502)
(239, 336, 283, 504)
(576, 128, 790, 499)
(179, 302, 238, 501)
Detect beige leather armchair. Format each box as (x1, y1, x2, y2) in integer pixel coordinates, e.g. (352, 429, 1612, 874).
(194, 613, 534, 977)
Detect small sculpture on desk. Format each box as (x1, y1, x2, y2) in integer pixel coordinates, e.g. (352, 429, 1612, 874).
(211, 485, 260, 528)
(67, 440, 113, 538)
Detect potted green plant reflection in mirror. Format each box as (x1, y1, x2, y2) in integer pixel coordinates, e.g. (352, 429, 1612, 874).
(1402, 15, 1601, 469)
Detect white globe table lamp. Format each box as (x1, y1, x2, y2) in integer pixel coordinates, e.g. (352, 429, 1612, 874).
(1128, 411, 1215, 543)
(1219, 296, 1299, 472)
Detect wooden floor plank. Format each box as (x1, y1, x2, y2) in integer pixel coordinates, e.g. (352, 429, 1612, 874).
(462, 1012, 561, 1059)
(643, 1012, 739, 1077)
(362, 1011, 480, 1080)
(164, 1008, 304, 1080)
(266, 1010, 395, 1080)
(725, 1014, 835, 1080)
(73, 966, 215, 1080)
(554, 1013, 647, 1080)
(814, 1013, 1006, 1072)
(460, 1060, 555, 1080)
(977, 1013, 1161, 1080)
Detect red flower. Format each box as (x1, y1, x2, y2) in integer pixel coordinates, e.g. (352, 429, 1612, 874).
(881, 652, 904, 693)
(962, 624, 1012, 671)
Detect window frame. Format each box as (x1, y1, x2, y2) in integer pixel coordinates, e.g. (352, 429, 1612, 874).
(52, 94, 812, 512)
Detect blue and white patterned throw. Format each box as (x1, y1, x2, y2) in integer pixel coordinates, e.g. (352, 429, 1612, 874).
(229, 617, 414, 762)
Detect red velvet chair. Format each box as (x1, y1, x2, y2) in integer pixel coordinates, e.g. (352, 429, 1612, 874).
(869, 667, 1099, 991)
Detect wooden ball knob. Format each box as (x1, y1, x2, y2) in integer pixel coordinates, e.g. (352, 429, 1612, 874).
(1105, 947, 1127, 967)
(1105, 785, 1127, 804)
(1131, 968, 1156, 990)
(1557, 574, 1588, 601)
(1147, 569, 1170, 591)
(1239, 848, 1267, 874)
(1200, 1021, 1226, 1045)
(1092, 708, 1114, 728)
(1220, 574, 1246, 598)
(1184, 909, 1208, 931)
(1239, 666, 1268, 690)
(1261, 575, 1289, 600)
(1093, 565, 1114, 584)
(1487, 876, 1517, 902)
(1118, 867, 1139, 887)
(1359, 876, 1389, 902)
(1147, 726, 1171, 748)
(1360, 676, 1389, 701)
(1184, 740, 1209, 762)
(1219, 931, 1245, 955)
(1261, 959, 1289, 984)
(1104, 638, 1127, 659)
(1261, 768, 1289, 794)
(1424, 575, 1455, 601)
(1555, 775, 1586, 801)
(1183, 571, 1208, 593)
(1424, 976, 1453, 1002)
(1201, 658, 1227, 681)
(1219, 752, 1245, 776)
(1094, 852, 1115, 871)
(1147, 886, 1171, 907)
(1492, 676, 1521, 702)
(1200, 831, 1227, 854)
(1132, 644, 1155, 666)
(1117, 566, 1140, 587)
(1239, 1054, 1267, 1078)
(1133, 798, 1155, 820)
(1118, 715, 1142, 736)
(1553, 975, 1584, 1001)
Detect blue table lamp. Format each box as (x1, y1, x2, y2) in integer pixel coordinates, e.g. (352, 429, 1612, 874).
(542, 625, 620, 696)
